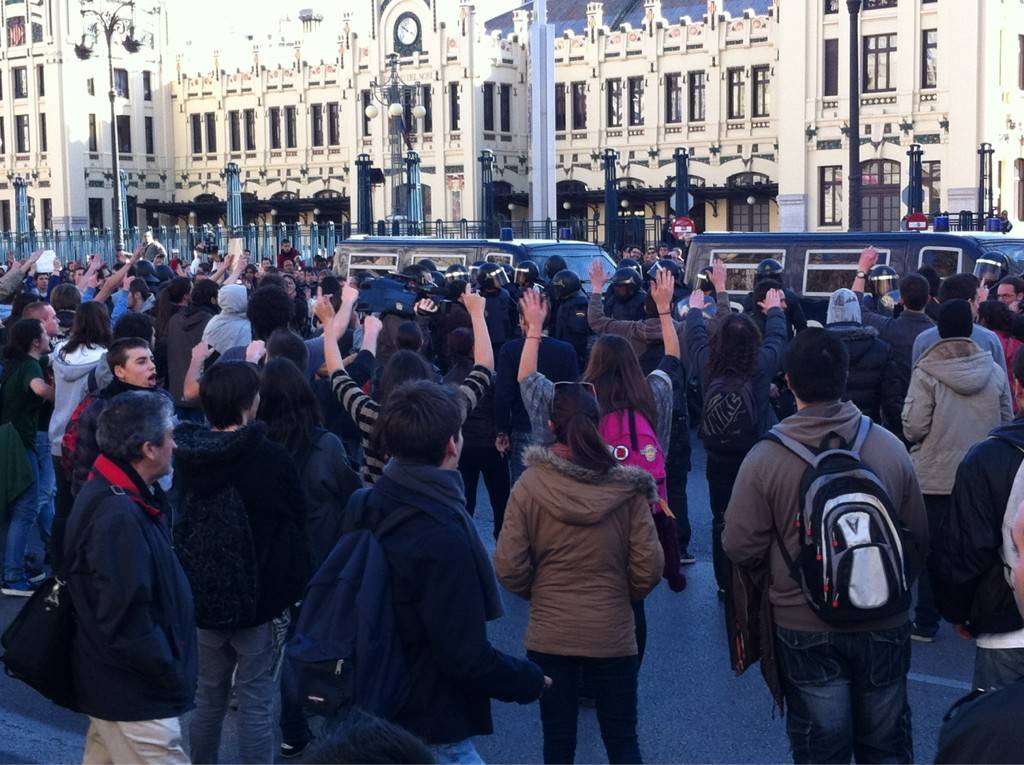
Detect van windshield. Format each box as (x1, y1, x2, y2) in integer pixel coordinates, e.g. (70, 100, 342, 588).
(981, 242, 1024, 269)
(527, 245, 616, 287)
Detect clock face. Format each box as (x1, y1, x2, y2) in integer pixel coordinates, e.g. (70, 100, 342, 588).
(395, 13, 420, 47)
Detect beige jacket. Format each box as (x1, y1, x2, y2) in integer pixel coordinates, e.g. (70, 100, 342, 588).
(902, 338, 1012, 495)
(494, 446, 663, 658)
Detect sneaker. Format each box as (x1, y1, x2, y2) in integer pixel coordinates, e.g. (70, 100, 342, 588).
(1, 579, 37, 597)
(25, 567, 48, 585)
(910, 622, 936, 643)
(280, 741, 310, 760)
(679, 550, 697, 565)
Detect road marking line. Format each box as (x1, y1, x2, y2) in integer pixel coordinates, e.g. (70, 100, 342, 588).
(908, 672, 971, 691)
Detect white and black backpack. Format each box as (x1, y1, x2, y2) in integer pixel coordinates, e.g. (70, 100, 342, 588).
(767, 416, 911, 625)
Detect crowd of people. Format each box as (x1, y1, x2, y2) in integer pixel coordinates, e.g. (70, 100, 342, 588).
(1, 234, 1024, 765)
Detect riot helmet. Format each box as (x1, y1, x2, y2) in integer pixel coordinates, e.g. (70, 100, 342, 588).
(513, 260, 540, 287)
(647, 258, 683, 284)
(754, 258, 784, 285)
(550, 269, 582, 301)
(544, 255, 568, 281)
(611, 267, 642, 298)
(476, 262, 510, 291)
(868, 264, 900, 310)
(695, 265, 716, 294)
(973, 251, 1010, 287)
(417, 258, 438, 271)
(618, 257, 642, 277)
(445, 263, 470, 282)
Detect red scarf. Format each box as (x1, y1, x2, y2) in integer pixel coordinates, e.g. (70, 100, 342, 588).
(89, 455, 163, 518)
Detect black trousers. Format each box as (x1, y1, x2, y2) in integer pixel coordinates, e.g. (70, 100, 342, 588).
(458, 444, 511, 538)
(50, 457, 73, 572)
(668, 417, 692, 552)
(705, 455, 744, 593)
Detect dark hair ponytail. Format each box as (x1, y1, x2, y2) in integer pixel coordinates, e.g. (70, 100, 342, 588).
(1, 319, 45, 383)
(550, 383, 617, 473)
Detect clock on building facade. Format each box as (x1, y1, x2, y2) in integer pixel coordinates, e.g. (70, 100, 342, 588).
(393, 11, 421, 54)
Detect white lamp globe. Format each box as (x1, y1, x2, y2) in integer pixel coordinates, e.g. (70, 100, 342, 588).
(388, 102, 404, 118)
(364, 104, 379, 119)
(412, 104, 427, 119)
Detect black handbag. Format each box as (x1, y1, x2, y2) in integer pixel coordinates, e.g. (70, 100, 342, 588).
(0, 486, 114, 711)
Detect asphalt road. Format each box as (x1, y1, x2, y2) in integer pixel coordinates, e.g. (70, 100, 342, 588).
(0, 441, 976, 764)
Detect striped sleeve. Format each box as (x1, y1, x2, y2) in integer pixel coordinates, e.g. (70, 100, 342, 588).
(458, 364, 493, 412)
(330, 369, 380, 438)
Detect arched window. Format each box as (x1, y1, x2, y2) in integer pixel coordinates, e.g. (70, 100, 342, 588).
(861, 159, 901, 232)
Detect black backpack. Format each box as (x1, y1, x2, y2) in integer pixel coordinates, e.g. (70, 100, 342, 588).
(700, 374, 758, 456)
(766, 416, 911, 625)
(174, 483, 260, 630)
(284, 489, 418, 719)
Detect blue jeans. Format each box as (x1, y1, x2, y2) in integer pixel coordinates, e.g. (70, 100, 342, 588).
(527, 651, 641, 765)
(190, 621, 281, 764)
(4, 439, 53, 583)
(509, 431, 533, 486)
(30, 433, 55, 566)
(429, 739, 485, 765)
(776, 625, 913, 764)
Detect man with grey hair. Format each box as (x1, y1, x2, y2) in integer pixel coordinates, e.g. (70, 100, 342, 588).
(63, 391, 197, 764)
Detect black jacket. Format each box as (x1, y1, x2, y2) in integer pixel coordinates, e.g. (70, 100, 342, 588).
(553, 292, 591, 370)
(858, 298, 934, 403)
(65, 459, 198, 721)
(826, 323, 903, 429)
(494, 336, 579, 434)
(166, 304, 217, 406)
(173, 421, 310, 628)
(370, 468, 544, 745)
(482, 288, 518, 350)
(296, 428, 362, 573)
(743, 289, 808, 339)
(602, 289, 647, 321)
(931, 417, 1024, 636)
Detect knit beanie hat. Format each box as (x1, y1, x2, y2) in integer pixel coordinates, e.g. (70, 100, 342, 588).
(938, 299, 974, 339)
(827, 288, 862, 325)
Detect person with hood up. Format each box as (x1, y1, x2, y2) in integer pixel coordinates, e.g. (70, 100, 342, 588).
(166, 278, 219, 421)
(495, 382, 663, 764)
(201, 283, 251, 358)
(825, 288, 903, 430)
(902, 299, 1013, 642)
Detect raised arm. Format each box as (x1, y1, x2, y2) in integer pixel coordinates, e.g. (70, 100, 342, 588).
(461, 285, 494, 371)
(852, 246, 879, 294)
(94, 245, 143, 304)
(517, 288, 549, 383)
(183, 341, 214, 403)
(650, 268, 680, 360)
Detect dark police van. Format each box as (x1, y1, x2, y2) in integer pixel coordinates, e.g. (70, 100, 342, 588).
(683, 231, 1024, 299)
(333, 236, 615, 289)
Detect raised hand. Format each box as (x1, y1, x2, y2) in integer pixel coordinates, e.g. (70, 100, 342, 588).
(759, 288, 785, 312)
(245, 339, 267, 364)
(460, 283, 486, 316)
(688, 289, 707, 313)
(190, 341, 214, 366)
(519, 286, 548, 334)
(314, 294, 336, 327)
(711, 259, 727, 293)
(590, 258, 609, 292)
(858, 246, 879, 274)
(341, 279, 360, 306)
(651, 267, 675, 314)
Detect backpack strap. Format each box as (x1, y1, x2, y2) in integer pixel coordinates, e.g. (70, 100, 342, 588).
(767, 415, 872, 468)
(628, 409, 639, 452)
(848, 415, 872, 457)
(765, 427, 823, 468)
(340, 487, 419, 539)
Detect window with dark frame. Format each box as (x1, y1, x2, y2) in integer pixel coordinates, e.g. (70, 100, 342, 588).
(923, 160, 942, 214)
(728, 198, 769, 231)
(327, 103, 340, 145)
(86, 78, 94, 97)
(571, 81, 587, 129)
(752, 65, 770, 117)
(204, 112, 216, 153)
(36, 64, 44, 97)
(311, 103, 324, 147)
(0, 119, 4, 154)
(628, 76, 644, 126)
(284, 105, 297, 148)
(824, 0, 839, 12)
(88, 198, 104, 229)
(1016, 159, 1024, 221)
(606, 78, 622, 127)
(727, 68, 745, 119)
(41, 198, 51, 230)
(269, 106, 281, 149)
(191, 113, 202, 153)
(499, 84, 511, 132)
(819, 166, 843, 225)
(483, 82, 495, 132)
(863, 33, 897, 92)
(555, 83, 566, 131)
(229, 110, 241, 152)
(665, 73, 682, 123)
(361, 90, 372, 137)
(244, 109, 256, 150)
(824, 39, 839, 96)
(13, 67, 27, 99)
(113, 68, 129, 99)
(402, 89, 417, 135)
(144, 115, 154, 155)
(88, 114, 97, 152)
(116, 114, 131, 154)
(688, 70, 705, 121)
(38, 112, 46, 153)
(449, 83, 461, 131)
(143, 71, 152, 101)
(864, 0, 897, 8)
(421, 85, 432, 133)
(922, 29, 937, 88)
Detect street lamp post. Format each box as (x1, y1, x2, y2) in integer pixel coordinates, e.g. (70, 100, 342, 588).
(847, 0, 863, 231)
(364, 53, 425, 222)
(75, 0, 143, 256)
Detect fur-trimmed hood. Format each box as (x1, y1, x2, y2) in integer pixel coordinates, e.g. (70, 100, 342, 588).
(521, 445, 658, 526)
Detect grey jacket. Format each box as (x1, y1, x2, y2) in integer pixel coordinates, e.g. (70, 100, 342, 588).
(902, 338, 1013, 495)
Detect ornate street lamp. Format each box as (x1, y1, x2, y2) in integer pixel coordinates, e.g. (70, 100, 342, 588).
(75, 0, 143, 255)
(363, 53, 424, 220)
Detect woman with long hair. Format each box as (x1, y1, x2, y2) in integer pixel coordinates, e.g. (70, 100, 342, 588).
(255, 356, 361, 758)
(0, 318, 55, 596)
(317, 280, 494, 485)
(445, 327, 510, 537)
(979, 299, 1023, 411)
(495, 382, 662, 764)
(685, 260, 787, 597)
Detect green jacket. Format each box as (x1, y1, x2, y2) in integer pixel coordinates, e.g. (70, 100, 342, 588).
(0, 422, 32, 525)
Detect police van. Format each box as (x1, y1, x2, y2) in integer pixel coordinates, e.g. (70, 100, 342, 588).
(683, 231, 1024, 298)
(333, 236, 616, 289)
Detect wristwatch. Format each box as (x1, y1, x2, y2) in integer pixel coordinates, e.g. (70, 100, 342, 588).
(855, 270, 868, 280)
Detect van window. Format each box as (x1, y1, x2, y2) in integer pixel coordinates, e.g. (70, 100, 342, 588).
(346, 252, 399, 275)
(710, 249, 786, 292)
(803, 249, 890, 297)
(410, 252, 468, 270)
(484, 251, 514, 265)
(919, 247, 962, 278)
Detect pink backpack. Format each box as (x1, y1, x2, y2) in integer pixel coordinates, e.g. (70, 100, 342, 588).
(599, 409, 685, 592)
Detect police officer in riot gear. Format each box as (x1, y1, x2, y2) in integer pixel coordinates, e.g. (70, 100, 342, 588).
(740, 257, 807, 338)
(603, 266, 647, 320)
(867, 264, 901, 315)
(974, 250, 1010, 289)
(648, 259, 691, 313)
(513, 260, 541, 290)
(550, 269, 591, 369)
(476, 262, 519, 354)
